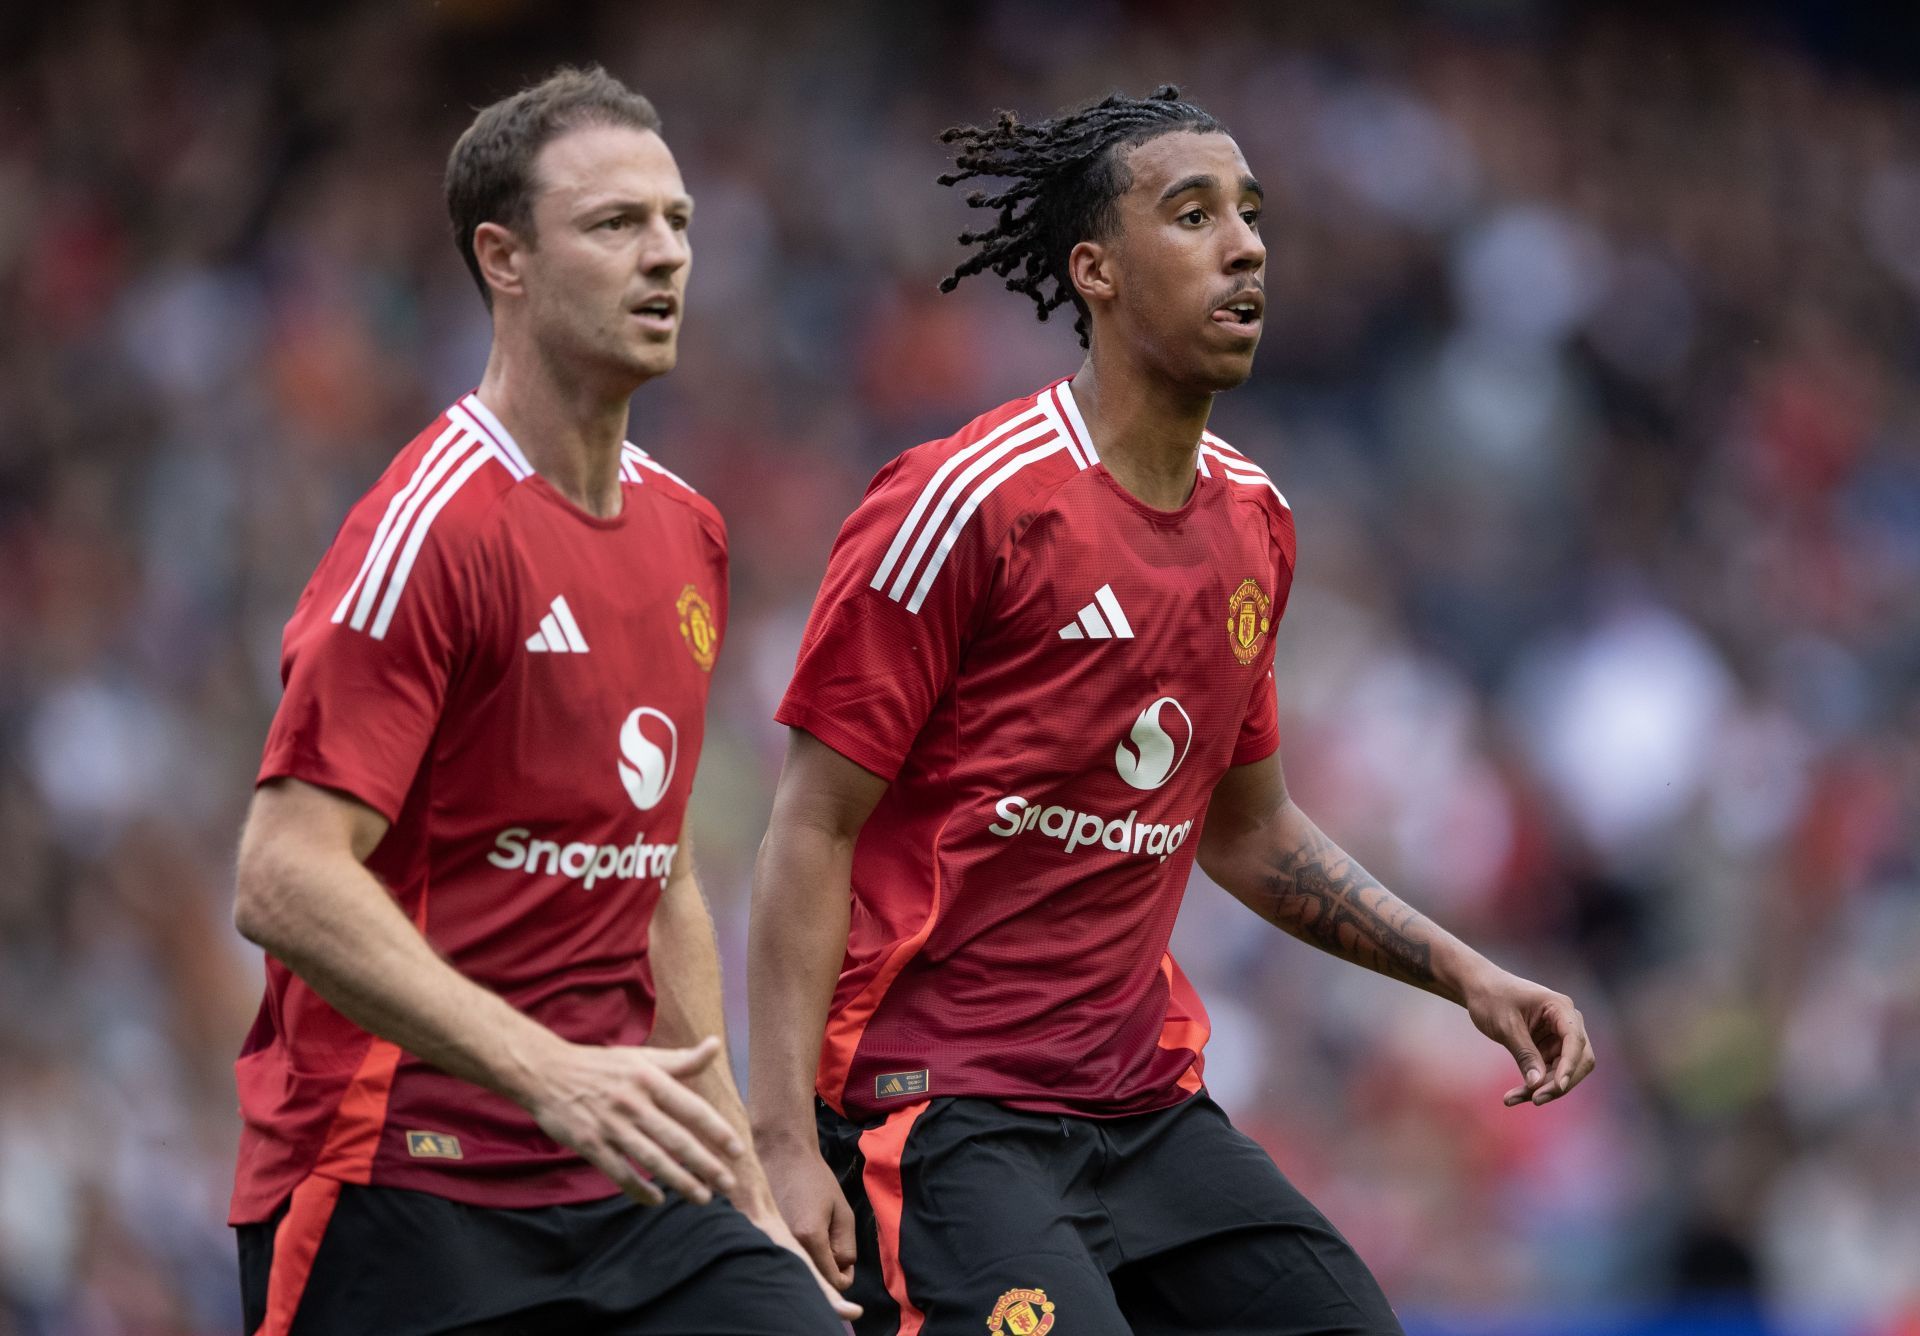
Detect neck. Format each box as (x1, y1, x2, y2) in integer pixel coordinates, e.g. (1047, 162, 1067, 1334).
(475, 327, 639, 519)
(1068, 347, 1213, 511)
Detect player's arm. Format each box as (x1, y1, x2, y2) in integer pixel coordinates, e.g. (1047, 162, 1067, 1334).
(233, 776, 744, 1204)
(746, 728, 889, 1291)
(648, 836, 861, 1321)
(1197, 750, 1596, 1107)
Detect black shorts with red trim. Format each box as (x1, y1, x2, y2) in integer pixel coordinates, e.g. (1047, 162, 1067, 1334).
(819, 1091, 1404, 1336)
(236, 1178, 842, 1335)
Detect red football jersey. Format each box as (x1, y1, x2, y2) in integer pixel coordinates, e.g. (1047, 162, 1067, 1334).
(778, 378, 1295, 1121)
(231, 393, 728, 1224)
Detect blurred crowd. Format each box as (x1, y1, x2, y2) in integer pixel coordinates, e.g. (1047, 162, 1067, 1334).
(2, 1, 1917, 1332)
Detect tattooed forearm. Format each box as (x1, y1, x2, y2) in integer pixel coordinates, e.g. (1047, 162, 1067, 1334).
(1254, 825, 1438, 989)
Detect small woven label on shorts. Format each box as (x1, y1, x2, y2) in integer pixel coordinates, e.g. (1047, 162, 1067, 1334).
(406, 1130, 464, 1160)
(874, 1069, 929, 1099)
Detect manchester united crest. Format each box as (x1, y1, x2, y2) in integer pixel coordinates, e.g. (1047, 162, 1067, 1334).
(1226, 576, 1272, 666)
(677, 585, 717, 672)
(986, 1287, 1055, 1335)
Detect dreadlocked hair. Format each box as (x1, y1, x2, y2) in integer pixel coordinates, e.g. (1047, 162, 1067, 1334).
(937, 85, 1224, 347)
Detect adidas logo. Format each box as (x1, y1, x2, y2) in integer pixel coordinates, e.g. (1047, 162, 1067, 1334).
(526, 595, 590, 653)
(1058, 584, 1134, 641)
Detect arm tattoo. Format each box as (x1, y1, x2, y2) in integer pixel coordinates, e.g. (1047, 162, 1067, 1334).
(1255, 826, 1436, 988)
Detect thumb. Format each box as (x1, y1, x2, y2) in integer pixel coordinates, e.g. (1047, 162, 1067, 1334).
(1502, 1033, 1545, 1107)
(650, 1035, 723, 1077)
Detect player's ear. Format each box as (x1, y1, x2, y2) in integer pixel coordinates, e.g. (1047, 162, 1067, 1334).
(1069, 239, 1116, 314)
(472, 220, 529, 303)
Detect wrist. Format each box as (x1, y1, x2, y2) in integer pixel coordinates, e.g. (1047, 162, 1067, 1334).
(749, 1112, 818, 1157)
(495, 1020, 569, 1109)
(1444, 952, 1508, 1009)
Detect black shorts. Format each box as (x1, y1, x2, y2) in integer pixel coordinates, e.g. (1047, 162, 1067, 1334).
(235, 1178, 842, 1335)
(820, 1092, 1403, 1336)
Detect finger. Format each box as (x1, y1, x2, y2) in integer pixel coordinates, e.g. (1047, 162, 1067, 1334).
(643, 1068, 747, 1158)
(1502, 1033, 1546, 1106)
(795, 1216, 843, 1287)
(829, 1189, 859, 1287)
(1554, 1026, 1597, 1099)
(634, 1103, 737, 1196)
(811, 1263, 863, 1321)
(1534, 1011, 1587, 1104)
(605, 1122, 712, 1205)
(647, 1035, 723, 1078)
(580, 1137, 665, 1207)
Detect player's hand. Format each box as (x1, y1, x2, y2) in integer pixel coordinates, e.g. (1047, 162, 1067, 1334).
(758, 1133, 859, 1294)
(740, 1192, 863, 1322)
(521, 1034, 744, 1206)
(1463, 968, 1595, 1107)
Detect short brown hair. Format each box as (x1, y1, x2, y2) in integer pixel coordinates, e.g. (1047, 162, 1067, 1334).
(445, 65, 662, 308)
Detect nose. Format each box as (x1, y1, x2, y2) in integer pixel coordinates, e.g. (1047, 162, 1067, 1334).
(1225, 212, 1264, 274)
(639, 216, 689, 278)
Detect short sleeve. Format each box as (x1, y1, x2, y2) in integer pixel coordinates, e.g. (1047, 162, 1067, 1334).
(1233, 665, 1280, 767)
(777, 450, 998, 781)
(257, 506, 472, 824)
(1230, 500, 1296, 768)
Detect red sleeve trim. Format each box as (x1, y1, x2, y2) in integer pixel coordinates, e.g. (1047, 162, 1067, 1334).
(256, 755, 406, 827)
(773, 701, 904, 783)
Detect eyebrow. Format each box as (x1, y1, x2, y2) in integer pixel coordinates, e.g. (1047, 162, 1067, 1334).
(1158, 173, 1265, 203)
(577, 194, 696, 218)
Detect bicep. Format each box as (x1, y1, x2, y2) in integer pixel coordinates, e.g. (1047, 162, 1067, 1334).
(768, 728, 889, 843)
(234, 778, 392, 943)
(243, 777, 392, 871)
(1198, 748, 1290, 873)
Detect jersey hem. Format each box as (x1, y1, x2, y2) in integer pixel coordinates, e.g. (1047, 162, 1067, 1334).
(229, 1167, 628, 1226)
(255, 759, 404, 827)
(1229, 726, 1281, 769)
(834, 1083, 1202, 1127)
(775, 701, 903, 782)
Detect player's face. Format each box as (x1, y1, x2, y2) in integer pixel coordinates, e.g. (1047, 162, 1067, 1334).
(1102, 131, 1265, 393)
(521, 123, 692, 384)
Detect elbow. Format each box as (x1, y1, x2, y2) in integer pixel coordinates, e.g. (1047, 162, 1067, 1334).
(232, 832, 291, 950)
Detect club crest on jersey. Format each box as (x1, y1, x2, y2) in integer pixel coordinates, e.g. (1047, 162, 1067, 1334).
(987, 1287, 1055, 1335)
(1227, 577, 1272, 665)
(677, 585, 717, 671)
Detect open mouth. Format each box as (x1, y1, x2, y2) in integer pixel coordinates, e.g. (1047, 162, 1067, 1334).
(630, 295, 678, 326)
(1211, 292, 1264, 331)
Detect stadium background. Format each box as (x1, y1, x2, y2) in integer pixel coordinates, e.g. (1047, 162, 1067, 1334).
(2, 0, 1918, 1332)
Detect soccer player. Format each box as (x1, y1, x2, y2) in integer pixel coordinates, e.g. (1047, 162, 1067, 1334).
(749, 87, 1596, 1335)
(228, 67, 852, 1335)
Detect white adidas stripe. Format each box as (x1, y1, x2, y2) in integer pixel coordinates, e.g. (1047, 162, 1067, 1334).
(1053, 382, 1099, 463)
(451, 398, 533, 479)
(1200, 443, 1289, 508)
(626, 445, 695, 492)
(870, 405, 1050, 595)
(1041, 386, 1087, 468)
(369, 445, 498, 640)
(1058, 584, 1133, 640)
(907, 436, 1071, 613)
(886, 419, 1059, 604)
(549, 595, 589, 652)
(1093, 584, 1133, 638)
(332, 422, 465, 626)
(344, 432, 486, 633)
